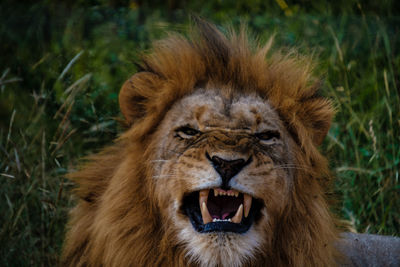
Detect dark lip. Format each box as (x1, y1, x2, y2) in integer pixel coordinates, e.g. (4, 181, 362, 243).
(181, 190, 263, 234)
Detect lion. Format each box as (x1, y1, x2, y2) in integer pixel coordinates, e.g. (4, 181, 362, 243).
(62, 19, 400, 266)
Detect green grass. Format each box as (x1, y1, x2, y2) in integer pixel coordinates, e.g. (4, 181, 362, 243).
(1, 1, 399, 265)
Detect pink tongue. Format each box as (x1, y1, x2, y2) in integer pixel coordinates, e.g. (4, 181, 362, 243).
(221, 212, 230, 220)
(211, 213, 230, 219)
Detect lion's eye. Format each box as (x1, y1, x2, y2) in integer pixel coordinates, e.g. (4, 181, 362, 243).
(255, 131, 280, 142)
(175, 126, 201, 138)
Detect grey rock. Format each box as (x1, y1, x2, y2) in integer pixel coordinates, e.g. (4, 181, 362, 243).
(336, 232, 400, 267)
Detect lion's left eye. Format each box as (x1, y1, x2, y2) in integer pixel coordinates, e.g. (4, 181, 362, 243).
(175, 126, 201, 138)
(255, 130, 280, 141)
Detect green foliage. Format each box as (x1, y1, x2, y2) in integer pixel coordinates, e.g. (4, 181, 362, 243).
(0, 0, 399, 265)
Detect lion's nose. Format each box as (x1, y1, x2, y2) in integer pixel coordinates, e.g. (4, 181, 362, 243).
(206, 153, 251, 189)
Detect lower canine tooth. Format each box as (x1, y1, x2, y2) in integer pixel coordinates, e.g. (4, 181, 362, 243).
(231, 204, 243, 223)
(244, 194, 252, 218)
(201, 202, 212, 224)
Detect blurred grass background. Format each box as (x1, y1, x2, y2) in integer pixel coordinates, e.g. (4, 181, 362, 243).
(0, 0, 399, 265)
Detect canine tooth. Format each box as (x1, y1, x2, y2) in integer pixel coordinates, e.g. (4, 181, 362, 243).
(231, 204, 243, 223)
(235, 191, 239, 197)
(199, 189, 209, 207)
(201, 202, 212, 224)
(244, 194, 252, 218)
(214, 189, 218, 197)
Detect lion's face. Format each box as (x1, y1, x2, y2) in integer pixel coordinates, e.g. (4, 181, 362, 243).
(150, 88, 294, 266)
(63, 21, 338, 266)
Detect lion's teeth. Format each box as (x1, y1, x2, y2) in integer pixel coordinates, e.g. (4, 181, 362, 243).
(213, 218, 231, 222)
(199, 190, 211, 224)
(231, 204, 243, 223)
(213, 188, 240, 197)
(199, 189, 209, 206)
(201, 202, 212, 224)
(244, 194, 252, 218)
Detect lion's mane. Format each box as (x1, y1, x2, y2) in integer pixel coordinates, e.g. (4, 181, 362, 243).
(62, 20, 338, 266)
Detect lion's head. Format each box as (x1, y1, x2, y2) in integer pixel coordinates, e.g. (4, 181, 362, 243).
(62, 20, 338, 266)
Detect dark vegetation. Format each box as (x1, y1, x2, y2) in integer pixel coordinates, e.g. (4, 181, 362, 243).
(0, 0, 399, 265)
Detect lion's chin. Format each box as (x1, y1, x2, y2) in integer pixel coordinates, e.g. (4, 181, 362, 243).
(181, 188, 263, 234)
(177, 222, 266, 267)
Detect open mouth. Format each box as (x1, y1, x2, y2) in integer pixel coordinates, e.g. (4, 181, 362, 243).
(182, 188, 263, 233)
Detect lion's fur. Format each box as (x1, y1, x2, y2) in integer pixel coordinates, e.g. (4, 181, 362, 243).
(62, 19, 339, 266)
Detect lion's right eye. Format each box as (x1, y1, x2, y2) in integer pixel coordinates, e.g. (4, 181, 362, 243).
(175, 126, 201, 139)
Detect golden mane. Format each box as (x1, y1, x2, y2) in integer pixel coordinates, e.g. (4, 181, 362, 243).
(62, 19, 338, 266)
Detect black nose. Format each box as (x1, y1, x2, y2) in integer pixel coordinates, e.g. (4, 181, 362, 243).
(206, 153, 251, 190)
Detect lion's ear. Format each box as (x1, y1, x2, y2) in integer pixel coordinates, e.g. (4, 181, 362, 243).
(119, 72, 162, 125)
(300, 98, 334, 146)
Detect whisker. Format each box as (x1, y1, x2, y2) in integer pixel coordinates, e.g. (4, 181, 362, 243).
(274, 166, 309, 170)
(274, 163, 311, 168)
(152, 174, 177, 179)
(273, 164, 312, 171)
(151, 160, 170, 163)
